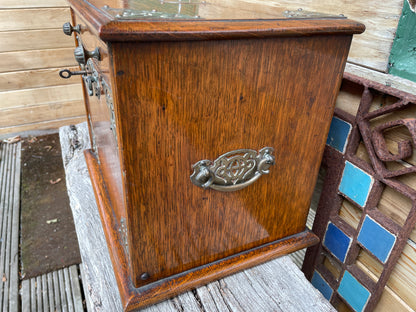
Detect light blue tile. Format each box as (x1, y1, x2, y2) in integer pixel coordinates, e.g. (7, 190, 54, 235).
(339, 161, 374, 207)
(323, 222, 352, 263)
(338, 271, 371, 312)
(358, 215, 396, 263)
(311, 271, 333, 301)
(326, 117, 352, 153)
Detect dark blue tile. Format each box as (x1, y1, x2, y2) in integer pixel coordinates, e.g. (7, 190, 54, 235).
(326, 117, 352, 153)
(339, 161, 374, 207)
(311, 271, 333, 301)
(358, 215, 396, 263)
(323, 222, 352, 263)
(338, 271, 371, 312)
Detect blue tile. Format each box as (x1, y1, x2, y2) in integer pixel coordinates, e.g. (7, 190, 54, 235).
(326, 117, 352, 153)
(311, 271, 333, 301)
(338, 271, 371, 312)
(339, 161, 374, 207)
(323, 222, 352, 263)
(358, 215, 396, 263)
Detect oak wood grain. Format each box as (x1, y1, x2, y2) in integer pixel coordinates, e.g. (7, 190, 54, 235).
(68, 1, 364, 309)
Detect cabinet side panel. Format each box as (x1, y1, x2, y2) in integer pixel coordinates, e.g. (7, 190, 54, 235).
(111, 36, 351, 287)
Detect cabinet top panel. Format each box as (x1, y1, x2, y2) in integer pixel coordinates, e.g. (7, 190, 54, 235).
(69, 0, 365, 41)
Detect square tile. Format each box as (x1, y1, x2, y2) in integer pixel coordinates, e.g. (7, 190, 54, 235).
(323, 222, 352, 263)
(358, 215, 396, 263)
(311, 271, 333, 301)
(338, 271, 371, 312)
(339, 161, 374, 207)
(326, 117, 352, 153)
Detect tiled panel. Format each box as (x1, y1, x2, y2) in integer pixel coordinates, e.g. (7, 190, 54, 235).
(338, 271, 371, 312)
(357, 216, 396, 263)
(311, 271, 333, 301)
(326, 117, 352, 153)
(339, 161, 374, 207)
(323, 222, 352, 263)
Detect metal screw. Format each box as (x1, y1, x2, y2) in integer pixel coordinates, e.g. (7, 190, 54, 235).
(140, 272, 150, 280)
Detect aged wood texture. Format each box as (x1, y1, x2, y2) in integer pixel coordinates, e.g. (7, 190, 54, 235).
(0, 0, 67, 8)
(0, 2, 84, 135)
(67, 1, 364, 309)
(111, 35, 352, 288)
(0, 84, 83, 109)
(0, 29, 75, 53)
(230, 0, 402, 72)
(0, 48, 77, 73)
(0, 142, 21, 312)
(61, 121, 335, 312)
(21, 265, 84, 312)
(0, 67, 81, 91)
(0, 8, 70, 31)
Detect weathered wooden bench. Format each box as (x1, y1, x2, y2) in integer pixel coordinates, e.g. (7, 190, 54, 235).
(60, 122, 335, 312)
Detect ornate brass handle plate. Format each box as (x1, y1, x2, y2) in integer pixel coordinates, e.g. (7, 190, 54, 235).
(190, 147, 275, 192)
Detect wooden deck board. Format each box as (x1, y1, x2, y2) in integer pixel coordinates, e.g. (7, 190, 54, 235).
(60, 122, 335, 312)
(21, 265, 84, 312)
(0, 142, 20, 312)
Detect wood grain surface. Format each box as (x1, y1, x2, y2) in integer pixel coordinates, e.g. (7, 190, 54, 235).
(68, 1, 364, 309)
(110, 35, 352, 287)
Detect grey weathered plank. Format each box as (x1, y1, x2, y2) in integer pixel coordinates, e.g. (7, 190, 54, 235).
(0, 142, 20, 312)
(53, 270, 62, 311)
(21, 265, 84, 312)
(42, 273, 49, 312)
(37, 275, 43, 311)
(30, 278, 36, 312)
(64, 267, 75, 312)
(71, 265, 85, 312)
(21, 279, 30, 312)
(47, 272, 54, 312)
(60, 122, 335, 312)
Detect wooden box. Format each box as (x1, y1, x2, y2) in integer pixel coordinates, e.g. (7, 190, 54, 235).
(62, 1, 364, 310)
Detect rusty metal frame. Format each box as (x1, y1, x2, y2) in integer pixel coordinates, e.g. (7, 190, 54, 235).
(302, 72, 416, 311)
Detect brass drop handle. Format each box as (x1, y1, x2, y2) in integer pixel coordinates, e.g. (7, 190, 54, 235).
(62, 22, 81, 36)
(190, 147, 275, 192)
(74, 46, 101, 66)
(59, 69, 90, 79)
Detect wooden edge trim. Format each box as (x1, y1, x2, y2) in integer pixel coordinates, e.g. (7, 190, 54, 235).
(68, 0, 364, 42)
(99, 19, 364, 42)
(85, 147, 319, 311)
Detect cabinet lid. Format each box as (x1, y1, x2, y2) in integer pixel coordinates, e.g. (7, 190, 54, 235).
(70, 0, 365, 41)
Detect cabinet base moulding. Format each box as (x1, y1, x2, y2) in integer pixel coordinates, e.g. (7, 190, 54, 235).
(84, 149, 320, 312)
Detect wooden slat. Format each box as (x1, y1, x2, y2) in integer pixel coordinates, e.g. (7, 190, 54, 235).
(21, 266, 84, 312)
(0, 8, 71, 31)
(0, 48, 77, 73)
(0, 142, 20, 312)
(47, 272, 54, 312)
(37, 276, 43, 312)
(0, 100, 85, 127)
(375, 287, 414, 312)
(0, 84, 83, 109)
(0, 29, 74, 53)
(42, 274, 49, 312)
(0, 67, 81, 92)
(69, 266, 84, 312)
(0, 116, 86, 136)
(345, 63, 416, 95)
(64, 268, 74, 312)
(244, 0, 403, 72)
(356, 243, 416, 311)
(0, 0, 68, 9)
(21, 280, 30, 312)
